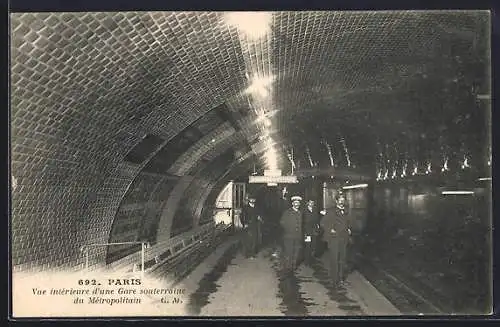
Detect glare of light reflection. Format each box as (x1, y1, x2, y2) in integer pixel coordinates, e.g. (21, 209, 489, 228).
(262, 129, 270, 137)
(257, 110, 267, 121)
(325, 141, 334, 167)
(376, 170, 382, 181)
(306, 147, 314, 167)
(343, 183, 368, 190)
(224, 12, 272, 40)
(441, 157, 449, 172)
(401, 161, 407, 177)
(245, 75, 274, 98)
(265, 148, 277, 170)
(264, 118, 272, 127)
(340, 138, 351, 167)
(391, 170, 397, 179)
(383, 170, 389, 180)
(461, 156, 470, 169)
(441, 190, 474, 195)
(478, 177, 492, 181)
(412, 165, 418, 176)
(426, 162, 432, 174)
(256, 109, 279, 123)
(264, 137, 275, 148)
(408, 194, 427, 209)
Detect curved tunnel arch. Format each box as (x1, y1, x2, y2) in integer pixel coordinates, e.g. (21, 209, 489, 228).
(10, 11, 490, 273)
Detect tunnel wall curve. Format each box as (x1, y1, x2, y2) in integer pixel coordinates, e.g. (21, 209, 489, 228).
(10, 11, 249, 273)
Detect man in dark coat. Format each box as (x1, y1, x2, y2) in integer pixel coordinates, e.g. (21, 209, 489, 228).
(303, 199, 325, 265)
(320, 189, 351, 287)
(279, 195, 304, 271)
(241, 197, 262, 258)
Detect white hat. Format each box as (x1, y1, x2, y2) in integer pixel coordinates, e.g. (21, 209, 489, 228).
(291, 196, 302, 201)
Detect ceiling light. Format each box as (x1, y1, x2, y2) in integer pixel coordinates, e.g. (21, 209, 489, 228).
(441, 191, 474, 195)
(343, 184, 368, 190)
(478, 177, 492, 181)
(224, 12, 272, 40)
(477, 94, 491, 100)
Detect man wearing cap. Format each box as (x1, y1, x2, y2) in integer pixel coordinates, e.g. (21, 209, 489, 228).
(279, 195, 304, 271)
(320, 189, 352, 287)
(241, 197, 262, 258)
(303, 199, 325, 265)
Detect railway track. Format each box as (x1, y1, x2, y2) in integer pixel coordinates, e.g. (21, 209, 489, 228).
(358, 259, 448, 315)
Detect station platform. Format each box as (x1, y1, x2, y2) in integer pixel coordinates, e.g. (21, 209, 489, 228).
(169, 237, 401, 316)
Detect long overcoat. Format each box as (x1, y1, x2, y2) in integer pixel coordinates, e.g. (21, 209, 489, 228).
(279, 207, 304, 270)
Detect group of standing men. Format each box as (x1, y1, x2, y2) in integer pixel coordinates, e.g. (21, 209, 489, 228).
(240, 188, 352, 288)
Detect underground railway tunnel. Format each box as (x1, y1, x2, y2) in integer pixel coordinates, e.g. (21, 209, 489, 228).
(10, 11, 492, 316)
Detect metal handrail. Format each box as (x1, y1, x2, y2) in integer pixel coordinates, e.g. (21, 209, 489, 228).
(80, 241, 150, 278)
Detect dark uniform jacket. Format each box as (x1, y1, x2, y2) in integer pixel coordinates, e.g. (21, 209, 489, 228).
(303, 208, 320, 236)
(279, 207, 303, 240)
(333, 208, 350, 240)
(242, 205, 259, 232)
(320, 208, 350, 242)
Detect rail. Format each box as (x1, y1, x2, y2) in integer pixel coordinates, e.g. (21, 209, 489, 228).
(80, 241, 150, 278)
(146, 223, 232, 275)
(79, 223, 232, 277)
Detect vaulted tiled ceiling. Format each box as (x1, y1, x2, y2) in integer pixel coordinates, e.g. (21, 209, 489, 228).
(11, 11, 490, 180)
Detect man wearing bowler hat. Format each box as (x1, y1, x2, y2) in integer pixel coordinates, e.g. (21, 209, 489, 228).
(241, 197, 262, 258)
(279, 194, 304, 271)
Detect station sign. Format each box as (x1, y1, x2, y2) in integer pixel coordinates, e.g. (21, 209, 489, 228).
(249, 175, 298, 184)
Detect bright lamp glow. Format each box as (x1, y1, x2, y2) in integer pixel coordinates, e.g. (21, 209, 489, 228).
(478, 177, 492, 181)
(224, 12, 272, 40)
(342, 184, 368, 190)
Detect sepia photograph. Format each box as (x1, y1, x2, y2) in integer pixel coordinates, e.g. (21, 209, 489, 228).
(9, 10, 492, 318)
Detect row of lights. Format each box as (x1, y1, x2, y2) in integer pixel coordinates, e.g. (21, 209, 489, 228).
(375, 153, 490, 182)
(224, 12, 278, 171)
(283, 138, 354, 174)
(375, 155, 491, 196)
